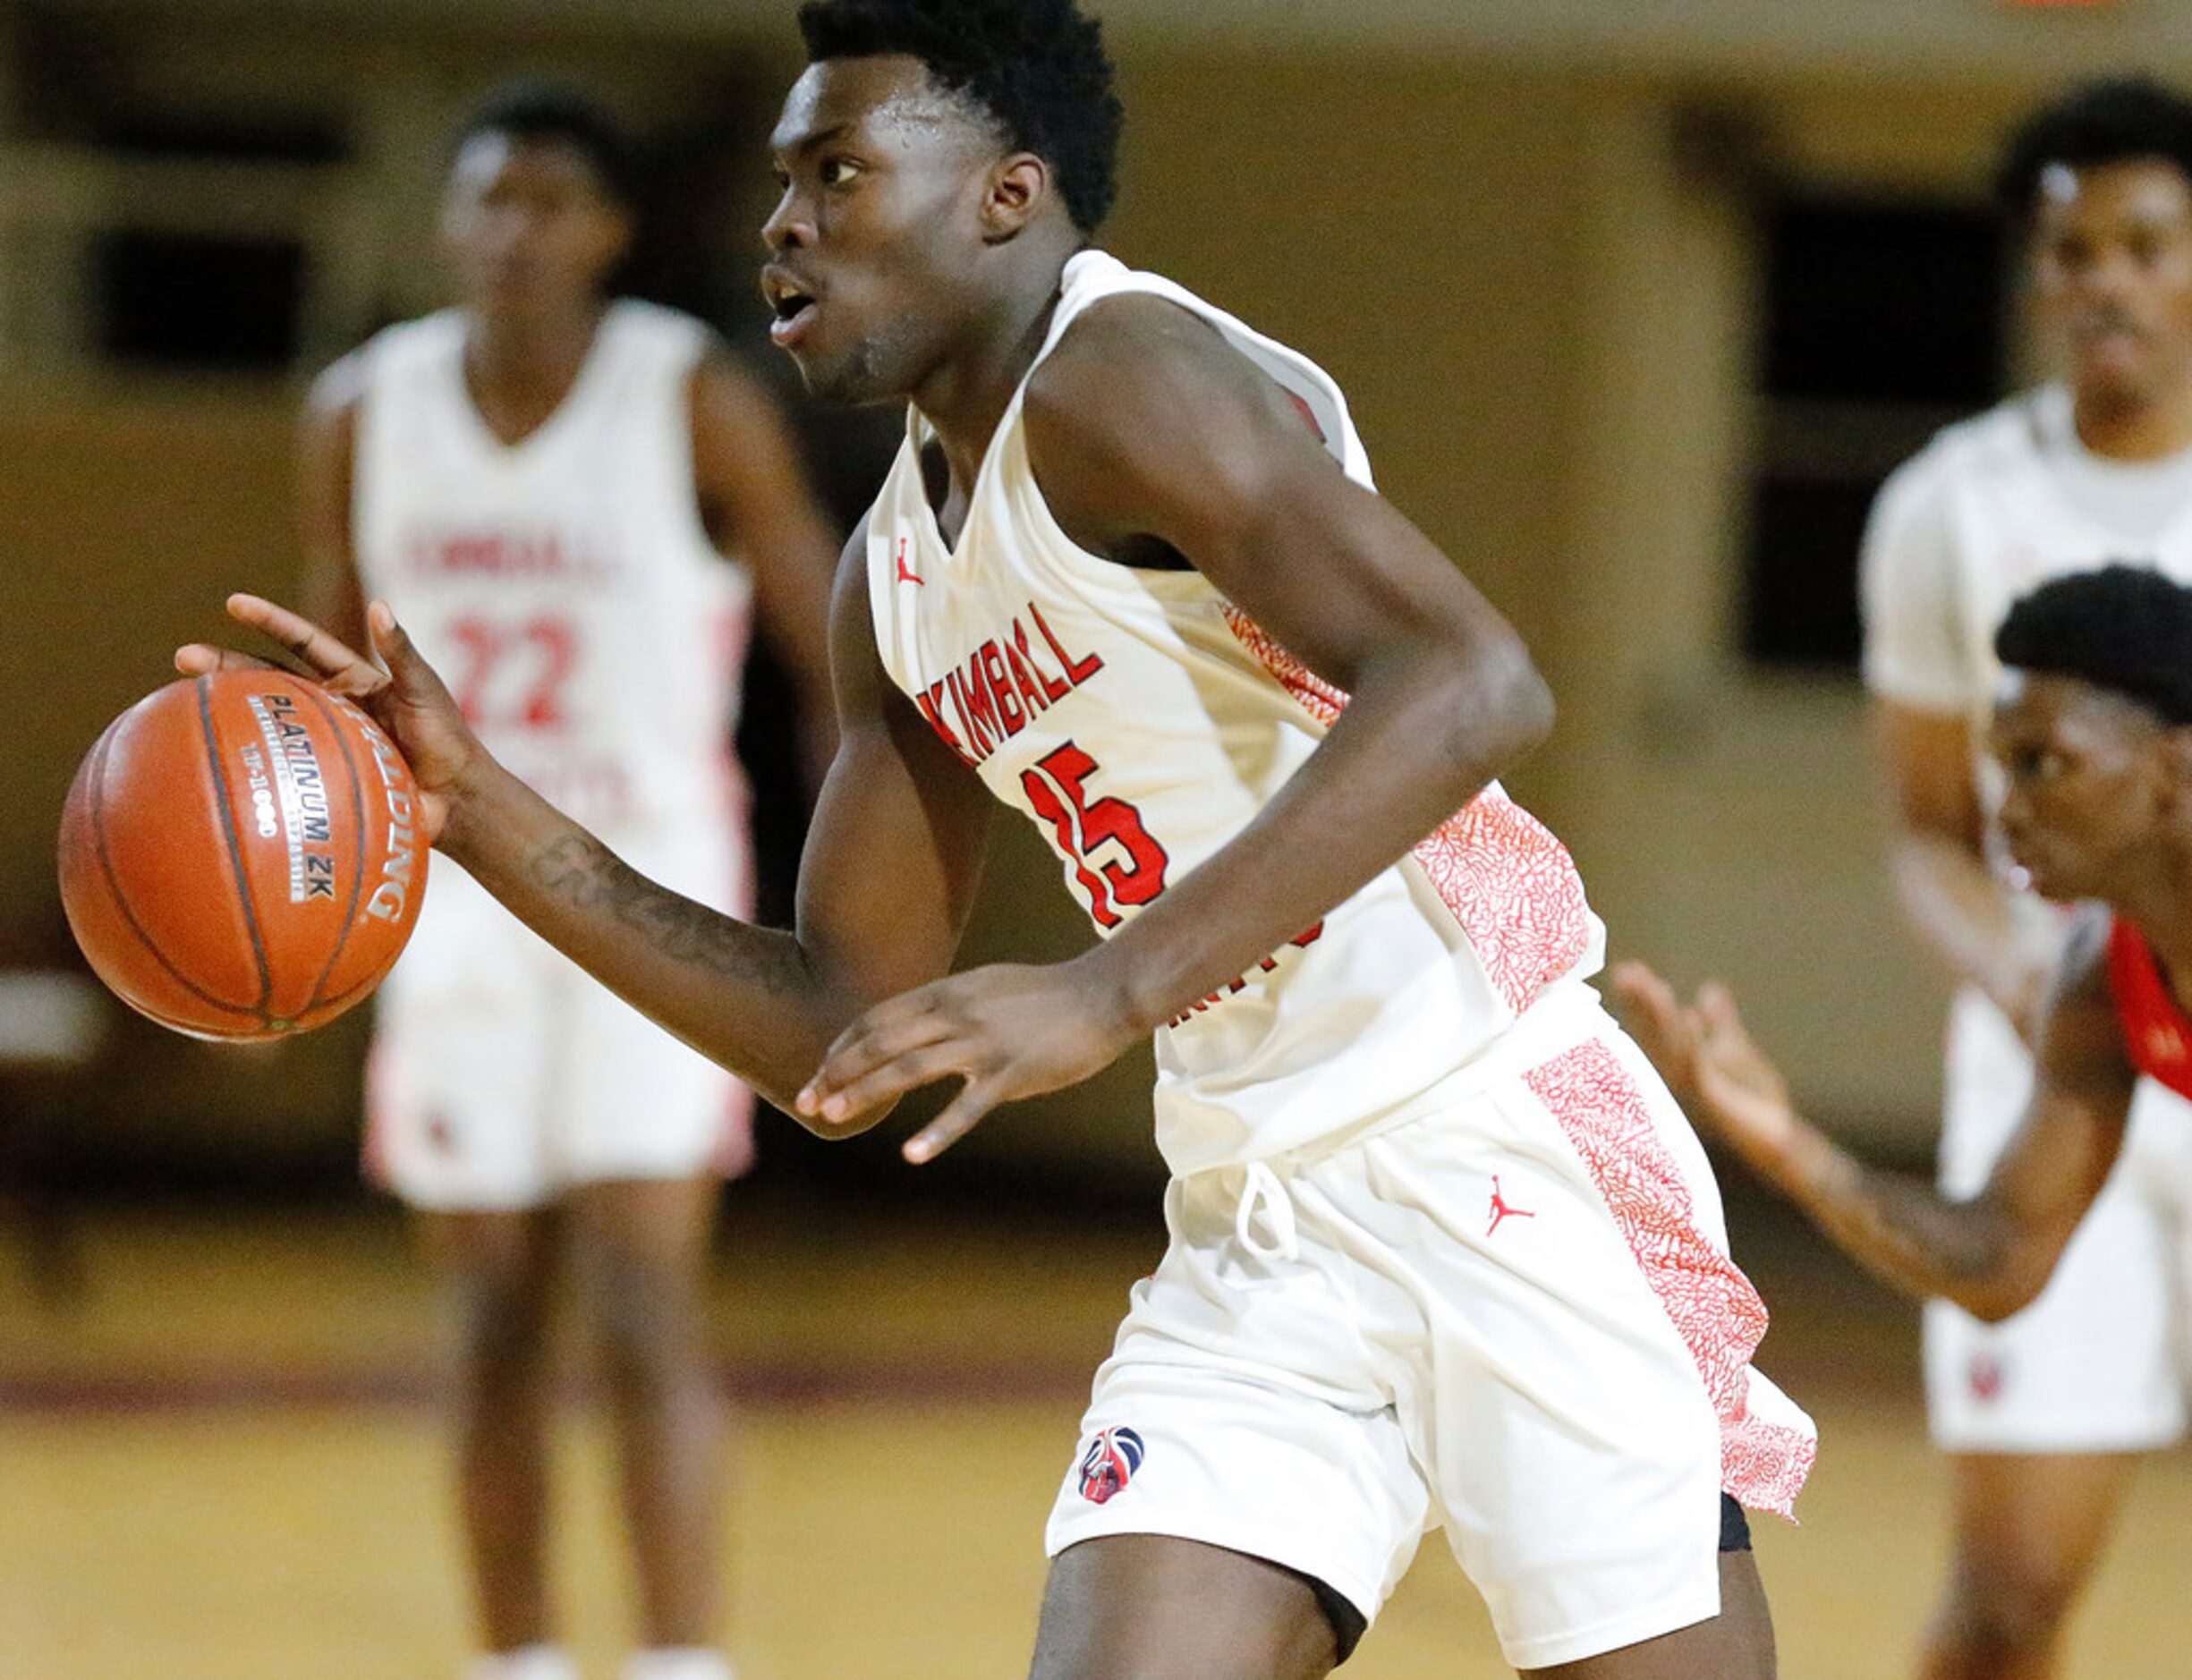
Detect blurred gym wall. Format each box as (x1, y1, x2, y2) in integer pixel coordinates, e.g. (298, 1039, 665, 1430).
(0, 0, 2156, 1184)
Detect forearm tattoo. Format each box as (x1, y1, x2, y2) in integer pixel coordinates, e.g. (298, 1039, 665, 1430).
(1808, 1151, 2013, 1305)
(526, 832, 804, 996)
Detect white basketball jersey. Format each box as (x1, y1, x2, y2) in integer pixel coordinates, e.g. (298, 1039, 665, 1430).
(1865, 386, 2192, 921)
(1863, 386, 2192, 1149)
(352, 300, 752, 847)
(1864, 383, 2192, 731)
(867, 251, 1606, 1173)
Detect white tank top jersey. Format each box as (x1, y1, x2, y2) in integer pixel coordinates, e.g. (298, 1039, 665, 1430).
(1863, 386, 2192, 1085)
(868, 251, 1608, 1174)
(1863, 383, 2192, 728)
(1863, 386, 2192, 924)
(352, 300, 752, 849)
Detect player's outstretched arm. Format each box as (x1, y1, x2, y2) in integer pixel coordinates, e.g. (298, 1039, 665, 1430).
(801, 295, 1555, 1160)
(178, 522, 992, 1132)
(1611, 922, 2135, 1321)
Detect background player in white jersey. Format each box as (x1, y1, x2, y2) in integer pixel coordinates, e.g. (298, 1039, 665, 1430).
(1858, 77, 2192, 1680)
(298, 83, 839, 1680)
(195, 3, 1809, 1674)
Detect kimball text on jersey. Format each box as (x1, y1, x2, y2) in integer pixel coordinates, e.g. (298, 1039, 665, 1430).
(911, 599, 1105, 769)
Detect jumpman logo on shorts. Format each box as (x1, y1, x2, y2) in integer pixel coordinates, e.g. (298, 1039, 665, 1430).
(895, 539, 924, 586)
(1486, 1176, 1536, 1237)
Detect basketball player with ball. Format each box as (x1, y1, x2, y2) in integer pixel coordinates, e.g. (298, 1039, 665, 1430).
(297, 84, 838, 1680)
(185, 4, 1810, 1675)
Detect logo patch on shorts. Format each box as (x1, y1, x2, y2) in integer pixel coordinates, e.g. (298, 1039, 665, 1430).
(1969, 1352, 2008, 1403)
(1076, 1426, 1145, 1505)
(1486, 1175, 1536, 1237)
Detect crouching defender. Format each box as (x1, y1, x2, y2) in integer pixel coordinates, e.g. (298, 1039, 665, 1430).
(1626, 566, 2192, 1351)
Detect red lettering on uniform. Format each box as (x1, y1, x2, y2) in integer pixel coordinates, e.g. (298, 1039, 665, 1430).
(956, 652, 1002, 751)
(519, 616, 577, 728)
(409, 528, 610, 580)
(1174, 921, 1326, 1024)
(1022, 775, 1120, 927)
(908, 605, 1103, 765)
(945, 670, 992, 762)
(1030, 603, 1104, 686)
(1014, 620, 1074, 703)
(979, 641, 1025, 734)
(1004, 641, 1050, 715)
(915, 690, 978, 768)
(1256, 923, 1323, 972)
(1020, 742, 1170, 930)
(923, 682, 960, 740)
(1168, 988, 1226, 1027)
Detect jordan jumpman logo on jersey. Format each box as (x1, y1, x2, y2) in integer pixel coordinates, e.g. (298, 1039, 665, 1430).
(895, 539, 924, 586)
(1486, 1176, 1536, 1237)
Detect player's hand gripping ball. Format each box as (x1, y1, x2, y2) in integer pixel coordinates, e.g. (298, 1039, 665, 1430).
(57, 669, 428, 1040)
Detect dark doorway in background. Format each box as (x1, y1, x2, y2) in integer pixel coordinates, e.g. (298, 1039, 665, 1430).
(1742, 196, 2007, 668)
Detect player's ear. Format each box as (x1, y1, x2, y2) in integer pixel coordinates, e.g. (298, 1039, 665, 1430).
(2162, 725, 2192, 795)
(979, 153, 1050, 244)
(590, 199, 636, 279)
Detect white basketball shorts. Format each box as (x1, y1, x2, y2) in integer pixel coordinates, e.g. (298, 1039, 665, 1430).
(1924, 988, 2192, 1454)
(1045, 996, 1816, 1671)
(365, 823, 754, 1211)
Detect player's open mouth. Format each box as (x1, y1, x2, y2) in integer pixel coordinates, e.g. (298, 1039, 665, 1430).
(764, 270, 821, 346)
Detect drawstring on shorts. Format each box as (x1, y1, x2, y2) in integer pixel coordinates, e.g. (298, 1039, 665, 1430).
(1234, 1161, 1301, 1262)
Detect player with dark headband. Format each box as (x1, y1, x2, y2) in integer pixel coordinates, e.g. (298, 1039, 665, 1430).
(1624, 562, 2192, 1384)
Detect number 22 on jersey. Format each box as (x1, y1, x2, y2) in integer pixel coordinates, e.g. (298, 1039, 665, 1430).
(446, 615, 581, 732)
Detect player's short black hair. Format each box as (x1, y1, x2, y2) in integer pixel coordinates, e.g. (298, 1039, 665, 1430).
(1994, 76, 2192, 220)
(795, 0, 1124, 233)
(1995, 564, 2192, 725)
(454, 79, 639, 208)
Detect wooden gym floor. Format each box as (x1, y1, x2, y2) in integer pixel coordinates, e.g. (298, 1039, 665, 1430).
(1, 1191, 2188, 1679)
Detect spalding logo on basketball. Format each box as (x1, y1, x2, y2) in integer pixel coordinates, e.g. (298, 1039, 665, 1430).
(57, 670, 428, 1041)
(1076, 1426, 1146, 1505)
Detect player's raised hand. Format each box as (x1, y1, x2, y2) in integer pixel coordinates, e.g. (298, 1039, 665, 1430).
(795, 959, 1142, 1163)
(177, 594, 483, 845)
(1610, 961, 1804, 1172)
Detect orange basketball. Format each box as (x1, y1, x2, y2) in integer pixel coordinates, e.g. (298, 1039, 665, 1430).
(57, 670, 429, 1041)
